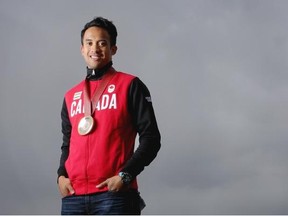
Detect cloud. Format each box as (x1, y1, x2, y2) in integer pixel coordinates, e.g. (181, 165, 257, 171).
(1, 0, 288, 214)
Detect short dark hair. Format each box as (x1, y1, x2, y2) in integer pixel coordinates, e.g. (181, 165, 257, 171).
(81, 17, 118, 46)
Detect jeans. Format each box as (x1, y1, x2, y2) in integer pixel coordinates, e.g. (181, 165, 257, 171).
(61, 190, 141, 215)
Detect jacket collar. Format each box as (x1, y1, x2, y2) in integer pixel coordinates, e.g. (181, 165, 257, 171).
(86, 61, 113, 80)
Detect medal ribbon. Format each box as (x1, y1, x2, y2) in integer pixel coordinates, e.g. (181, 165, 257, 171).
(83, 68, 116, 116)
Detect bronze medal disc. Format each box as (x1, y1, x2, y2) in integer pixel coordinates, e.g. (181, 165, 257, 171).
(78, 116, 94, 135)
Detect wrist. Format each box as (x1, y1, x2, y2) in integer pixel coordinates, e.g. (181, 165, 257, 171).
(118, 172, 132, 185)
(57, 175, 66, 183)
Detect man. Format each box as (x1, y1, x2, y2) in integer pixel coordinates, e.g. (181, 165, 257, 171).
(57, 17, 161, 215)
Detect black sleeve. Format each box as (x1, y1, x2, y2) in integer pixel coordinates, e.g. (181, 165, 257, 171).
(121, 77, 161, 178)
(57, 99, 71, 180)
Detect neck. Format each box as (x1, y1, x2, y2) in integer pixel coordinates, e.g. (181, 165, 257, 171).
(86, 61, 113, 80)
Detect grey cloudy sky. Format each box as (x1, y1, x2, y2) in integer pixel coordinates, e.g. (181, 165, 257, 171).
(1, 0, 288, 214)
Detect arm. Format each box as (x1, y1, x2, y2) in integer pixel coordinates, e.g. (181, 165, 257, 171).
(96, 78, 161, 191)
(57, 99, 70, 179)
(57, 99, 74, 196)
(121, 77, 161, 178)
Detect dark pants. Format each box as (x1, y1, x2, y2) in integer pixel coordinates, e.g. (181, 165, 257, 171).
(61, 190, 141, 215)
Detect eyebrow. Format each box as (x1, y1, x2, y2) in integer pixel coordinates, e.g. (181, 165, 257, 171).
(84, 39, 108, 42)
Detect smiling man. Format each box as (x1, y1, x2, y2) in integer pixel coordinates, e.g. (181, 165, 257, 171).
(57, 17, 161, 215)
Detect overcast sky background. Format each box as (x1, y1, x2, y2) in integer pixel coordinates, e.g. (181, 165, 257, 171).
(1, 0, 288, 214)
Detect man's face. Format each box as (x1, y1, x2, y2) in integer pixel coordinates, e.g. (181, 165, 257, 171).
(81, 26, 117, 69)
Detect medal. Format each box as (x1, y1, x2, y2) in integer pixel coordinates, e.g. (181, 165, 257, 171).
(78, 116, 94, 135)
(78, 68, 115, 136)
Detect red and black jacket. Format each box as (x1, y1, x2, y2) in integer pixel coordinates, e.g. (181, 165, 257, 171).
(57, 63, 161, 195)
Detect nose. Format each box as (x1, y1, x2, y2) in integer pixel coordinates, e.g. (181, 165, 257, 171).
(91, 43, 101, 52)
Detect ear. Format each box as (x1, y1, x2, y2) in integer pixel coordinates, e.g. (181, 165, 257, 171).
(80, 45, 84, 56)
(111, 45, 117, 55)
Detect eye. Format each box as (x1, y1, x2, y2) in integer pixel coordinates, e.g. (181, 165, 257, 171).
(98, 40, 107, 47)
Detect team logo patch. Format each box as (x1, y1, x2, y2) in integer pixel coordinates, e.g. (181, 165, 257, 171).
(108, 84, 115, 93)
(73, 91, 82, 100)
(145, 96, 152, 102)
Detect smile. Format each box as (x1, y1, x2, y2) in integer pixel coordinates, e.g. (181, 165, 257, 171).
(91, 55, 101, 60)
